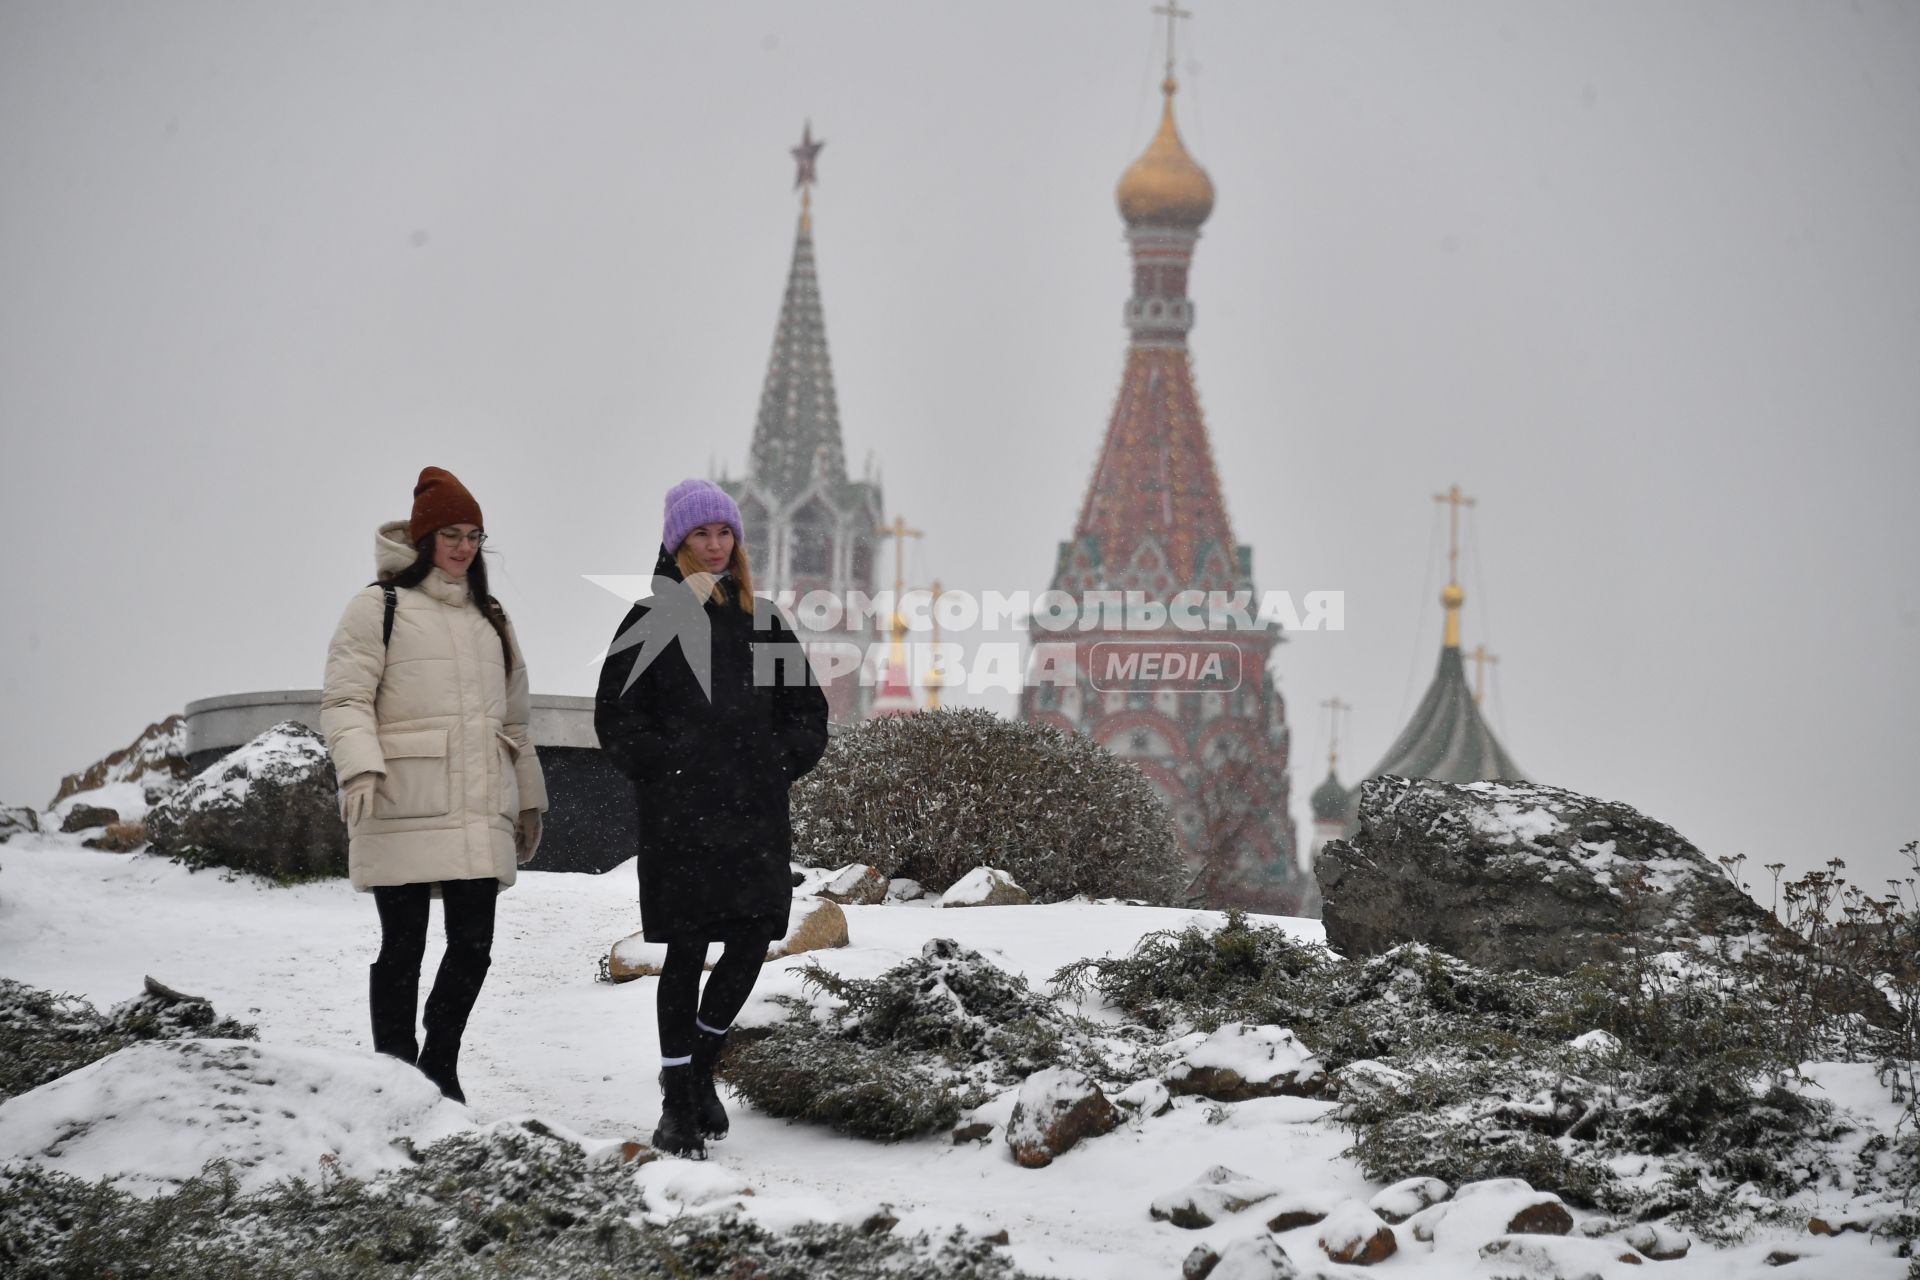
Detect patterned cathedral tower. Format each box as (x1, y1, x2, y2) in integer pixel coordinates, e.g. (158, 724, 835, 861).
(720, 123, 884, 722)
(1020, 63, 1307, 913)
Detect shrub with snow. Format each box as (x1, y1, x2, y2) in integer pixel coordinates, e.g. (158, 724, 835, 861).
(1053, 908, 1919, 1242)
(0, 1121, 1043, 1279)
(0, 978, 257, 1104)
(725, 939, 1152, 1142)
(790, 708, 1183, 903)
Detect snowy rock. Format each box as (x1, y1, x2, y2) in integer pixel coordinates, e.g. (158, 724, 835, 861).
(607, 934, 682, 981)
(1315, 1201, 1397, 1265)
(50, 714, 191, 809)
(1149, 1165, 1281, 1228)
(1622, 1221, 1691, 1260)
(59, 803, 120, 833)
(0, 1038, 469, 1195)
(1480, 1234, 1647, 1276)
(1261, 1186, 1342, 1231)
(144, 722, 346, 881)
(1317, 776, 1782, 974)
(940, 866, 1031, 908)
(1112, 1077, 1172, 1117)
(885, 876, 930, 902)
(1164, 1023, 1326, 1101)
(1004, 1066, 1119, 1168)
(1410, 1180, 1576, 1248)
(818, 862, 888, 906)
(1368, 1175, 1452, 1223)
(1183, 1245, 1222, 1280)
(0, 804, 39, 842)
(1204, 1234, 1305, 1279)
(765, 895, 850, 960)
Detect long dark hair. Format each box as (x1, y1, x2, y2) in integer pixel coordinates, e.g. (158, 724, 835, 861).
(374, 537, 514, 671)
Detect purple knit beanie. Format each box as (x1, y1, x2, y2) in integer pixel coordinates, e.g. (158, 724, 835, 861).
(662, 478, 745, 553)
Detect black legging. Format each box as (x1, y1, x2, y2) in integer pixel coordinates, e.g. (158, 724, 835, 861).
(372, 878, 498, 1041)
(656, 932, 766, 1061)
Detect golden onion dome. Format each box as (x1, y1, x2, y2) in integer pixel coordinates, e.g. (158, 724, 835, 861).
(1116, 78, 1215, 229)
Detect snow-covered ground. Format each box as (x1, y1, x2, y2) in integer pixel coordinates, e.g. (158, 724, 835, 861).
(0, 837, 1909, 1279)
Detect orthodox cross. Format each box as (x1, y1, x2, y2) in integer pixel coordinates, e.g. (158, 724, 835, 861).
(1320, 695, 1351, 771)
(1470, 645, 1500, 707)
(1153, 1, 1192, 80)
(875, 513, 923, 632)
(1432, 483, 1477, 588)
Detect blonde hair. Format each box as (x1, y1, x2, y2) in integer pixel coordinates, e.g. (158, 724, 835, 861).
(674, 539, 755, 614)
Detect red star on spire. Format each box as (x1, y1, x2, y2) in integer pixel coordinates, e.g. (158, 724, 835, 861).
(791, 121, 824, 190)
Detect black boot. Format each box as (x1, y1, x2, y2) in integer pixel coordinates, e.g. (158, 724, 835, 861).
(652, 1064, 707, 1159)
(417, 1039, 465, 1104)
(690, 1028, 730, 1140)
(368, 960, 419, 1065)
(417, 941, 490, 1105)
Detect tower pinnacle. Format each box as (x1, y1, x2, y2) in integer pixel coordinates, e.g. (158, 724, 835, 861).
(1434, 484, 1476, 649)
(791, 121, 824, 228)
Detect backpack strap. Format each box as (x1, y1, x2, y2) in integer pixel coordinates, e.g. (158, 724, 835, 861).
(381, 586, 397, 647)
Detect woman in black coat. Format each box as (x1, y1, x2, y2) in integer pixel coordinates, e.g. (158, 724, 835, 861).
(593, 479, 829, 1158)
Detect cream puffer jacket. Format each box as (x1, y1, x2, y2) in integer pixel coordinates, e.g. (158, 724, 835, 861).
(321, 521, 549, 891)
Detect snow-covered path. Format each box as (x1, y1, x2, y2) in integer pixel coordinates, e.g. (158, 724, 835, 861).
(1, 841, 1908, 1280)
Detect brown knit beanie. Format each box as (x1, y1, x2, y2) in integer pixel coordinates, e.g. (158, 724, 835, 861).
(408, 466, 484, 542)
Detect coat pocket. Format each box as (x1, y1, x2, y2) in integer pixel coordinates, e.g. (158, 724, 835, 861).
(495, 731, 521, 819)
(374, 729, 451, 819)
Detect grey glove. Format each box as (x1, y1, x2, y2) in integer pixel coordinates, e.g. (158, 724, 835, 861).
(515, 808, 543, 861)
(340, 771, 379, 828)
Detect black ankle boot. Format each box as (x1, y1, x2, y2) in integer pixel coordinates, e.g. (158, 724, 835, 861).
(368, 961, 420, 1065)
(690, 1029, 730, 1140)
(652, 1064, 706, 1159)
(417, 936, 489, 1106)
(417, 1038, 465, 1104)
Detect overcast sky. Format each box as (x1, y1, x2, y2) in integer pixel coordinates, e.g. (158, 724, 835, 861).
(3, 1, 1916, 895)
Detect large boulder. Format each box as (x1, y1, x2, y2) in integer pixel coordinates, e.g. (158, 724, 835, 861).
(817, 863, 888, 906)
(765, 896, 850, 960)
(0, 806, 41, 843)
(939, 867, 1031, 908)
(50, 714, 191, 808)
(607, 895, 849, 981)
(145, 722, 346, 883)
(1317, 777, 1779, 973)
(60, 804, 120, 834)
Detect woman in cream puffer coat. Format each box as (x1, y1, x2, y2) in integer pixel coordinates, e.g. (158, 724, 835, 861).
(321, 466, 547, 1104)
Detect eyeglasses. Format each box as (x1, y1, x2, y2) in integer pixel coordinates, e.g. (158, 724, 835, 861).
(436, 529, 488, 547)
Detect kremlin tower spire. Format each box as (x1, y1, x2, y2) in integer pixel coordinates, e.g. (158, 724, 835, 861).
(1023, 15, 1308, 913)
(721, 122, 884, 722)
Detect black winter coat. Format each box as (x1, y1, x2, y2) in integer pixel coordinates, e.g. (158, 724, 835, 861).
(593, 547, 829, 942)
